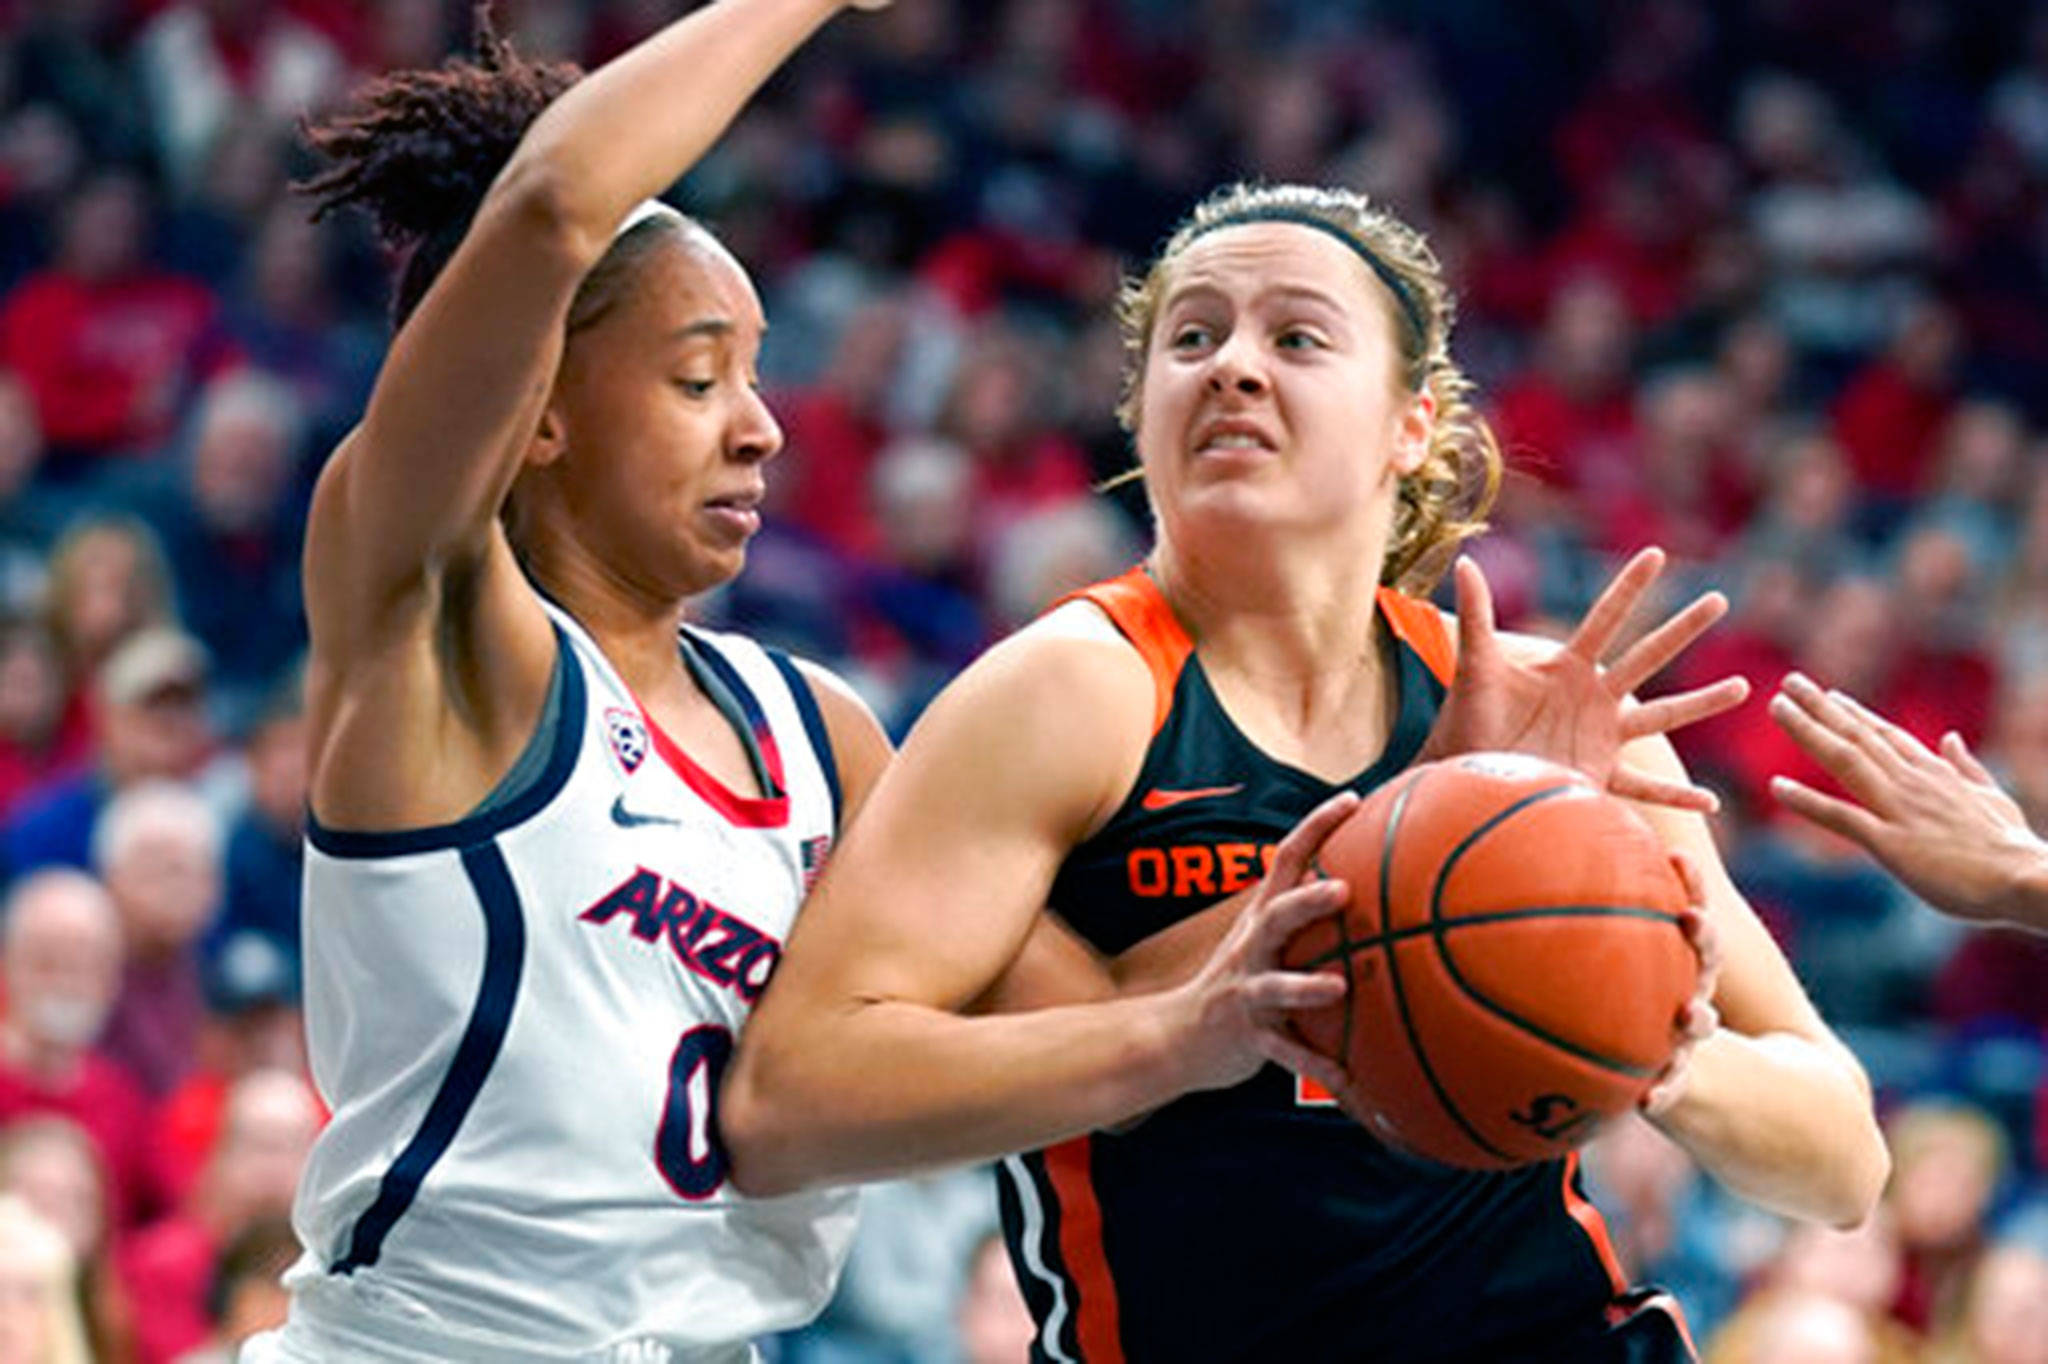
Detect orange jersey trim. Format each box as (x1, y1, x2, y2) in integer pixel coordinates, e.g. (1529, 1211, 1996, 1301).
(1057, 567, 1193, 736)
(1044, 1137, 1125, 1362)
(1374, 586, 1455, 685)
(1562, 1151, 1630, 1296)
(1061, 570, 1455, 733)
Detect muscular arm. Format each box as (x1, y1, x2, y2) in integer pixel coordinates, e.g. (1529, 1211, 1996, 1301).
(1627, 734, 1889, 1227)
(722, 626, 1351, 1193)
(305, 0, 862, 831)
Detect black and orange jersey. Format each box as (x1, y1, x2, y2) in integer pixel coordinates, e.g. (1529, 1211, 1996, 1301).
(999, 566, 1680, 1364)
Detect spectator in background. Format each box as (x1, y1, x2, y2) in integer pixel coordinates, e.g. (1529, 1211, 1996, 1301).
(1886, 1100, 2010, 1337)
(157, 118, 291, 295)
(1490, 272, 1639, 504)
(935, 328, 1090, 558)
(1991, 462, 2048, 685)
(773, 298, 907, 557)
(9, 0, 145, 168)
(0, 371, 64, 618)
(131, 0, 343, 196)
(220, 203, 380, 451)
(0, 870, 170, 1230)
(5, 625, 213, 881)
(1911, 400, 2029, 582)
(0, 624, 74, 824)
(118, 1068, 317, 1364)
(0, 1117, 133, 1364)
(39, 514, 177, 743)
(1703, 1288, 1916, 1364)
(0, 1194, 91, 1364)
(212, 671, 305, 978)
(159, 931, 304, 1199)
(1830, 298, 1960, 544)
(0, 173, 232, 475)
(171, 1216, 297, 1364)
(93, 781, 222, 1101)
(131, 370, 308, 723)
(1928, 1238, 2048, 1364)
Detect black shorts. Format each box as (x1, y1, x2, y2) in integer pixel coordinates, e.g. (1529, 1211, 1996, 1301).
(1472, 1289, 1698, 1364)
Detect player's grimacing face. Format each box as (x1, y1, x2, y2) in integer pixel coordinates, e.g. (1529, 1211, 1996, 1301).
(548, 233, 782, 596)
(1135, 222, 1427, 535)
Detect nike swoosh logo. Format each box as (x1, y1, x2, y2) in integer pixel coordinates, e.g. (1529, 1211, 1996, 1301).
(610, 795, 683, 829)
(1140, 784, 1245, 811)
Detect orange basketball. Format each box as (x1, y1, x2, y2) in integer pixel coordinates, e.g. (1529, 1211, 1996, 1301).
(1282, 752, 1697, 1170)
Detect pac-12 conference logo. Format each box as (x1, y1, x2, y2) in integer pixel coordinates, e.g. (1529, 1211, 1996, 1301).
(605, 707, 649, 774)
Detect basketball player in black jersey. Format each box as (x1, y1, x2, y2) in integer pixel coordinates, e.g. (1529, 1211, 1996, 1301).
(725, 184, 1889, 1363)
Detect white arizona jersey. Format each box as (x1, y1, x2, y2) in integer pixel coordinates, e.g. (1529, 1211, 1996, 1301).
(260, 607, 856, 1363)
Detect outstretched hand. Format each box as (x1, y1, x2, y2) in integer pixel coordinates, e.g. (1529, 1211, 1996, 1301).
(1420, 548, 1748, 812)
(1769, 673, 2048, 927)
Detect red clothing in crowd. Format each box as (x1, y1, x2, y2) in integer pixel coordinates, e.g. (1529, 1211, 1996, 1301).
(117, 1213, 216, 1364)
(776, 387, 888, 556)
(1830, 359, 1955, 501)
(0, 1051, 172, 1228)
(1489, 374, 1639, 493)
(0, 269, 228, 458)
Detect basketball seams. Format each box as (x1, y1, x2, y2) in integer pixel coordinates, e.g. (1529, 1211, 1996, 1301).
(1296, 904, 1684, 970)
(1427, 786, 1669, 1087)
(1376, 767, 1517, 1165)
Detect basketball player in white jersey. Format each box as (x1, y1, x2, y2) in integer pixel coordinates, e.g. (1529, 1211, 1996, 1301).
(246, 2, 893, 1359)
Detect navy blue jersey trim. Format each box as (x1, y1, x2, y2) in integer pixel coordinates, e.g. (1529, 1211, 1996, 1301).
(306, 625, 587, 858)
(330, 841, 527, 1273)
(766, 649, 842, 830)
(681, 629, 784, 798)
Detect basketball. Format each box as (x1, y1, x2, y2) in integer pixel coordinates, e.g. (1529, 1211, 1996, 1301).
(1283, 752, 1698, 1170)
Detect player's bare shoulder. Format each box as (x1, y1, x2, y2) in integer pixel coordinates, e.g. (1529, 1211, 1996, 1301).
(898, 598, 1158, 841)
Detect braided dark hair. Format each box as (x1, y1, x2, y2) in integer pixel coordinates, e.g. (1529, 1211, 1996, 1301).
(299, 3, 584, 327)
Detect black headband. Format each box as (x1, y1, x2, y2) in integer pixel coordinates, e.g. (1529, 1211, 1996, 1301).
(1183, 207, 1428, 344)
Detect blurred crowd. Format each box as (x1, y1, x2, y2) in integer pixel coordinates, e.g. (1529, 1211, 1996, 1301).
(0, 0, 2043, 1360)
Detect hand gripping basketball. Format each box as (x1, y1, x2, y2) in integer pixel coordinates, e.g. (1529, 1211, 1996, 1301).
(1166, 791, 1359, 1101)
(1424, 548, 1750, 813)
(1640, 851, 1723, 1118)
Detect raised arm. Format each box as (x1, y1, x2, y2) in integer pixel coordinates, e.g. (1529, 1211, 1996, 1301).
(312, 0, 865, 624)
(1627, 733, 1889, 1227)
(721, 626, 1354, 1194)
(302, 0, 871, 828)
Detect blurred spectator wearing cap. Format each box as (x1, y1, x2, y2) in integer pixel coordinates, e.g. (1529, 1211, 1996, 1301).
(125, 369, 308, 723)
(0, 870, 172, 1231)
(0, 1193, 91, 1364)
(0, 1117, 134, 1364)
(92, 781, 223, 1100)
(4, 625, 213, 883)
(158, 931, 305, 1199)
(117, 1067, 315, 1364)
(0, 173, 234, 476)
